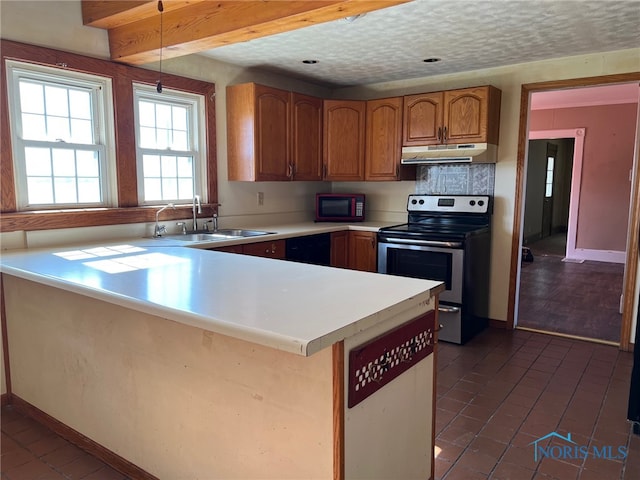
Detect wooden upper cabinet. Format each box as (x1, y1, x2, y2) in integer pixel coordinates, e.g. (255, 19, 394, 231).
(323, 100, 366, 181)
(443, 86, 501, 145)
(402, 92, 443, 146)
(227, 83, 323, 182)
(291, 92, 323, 181)
(365, 97, 404, 181)
(402, 86, 501, 146)
(227, 83, 290, 181)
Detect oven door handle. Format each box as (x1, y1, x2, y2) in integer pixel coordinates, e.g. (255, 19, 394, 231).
(378, 236, 463, 248)
(438, 305, 461, 313)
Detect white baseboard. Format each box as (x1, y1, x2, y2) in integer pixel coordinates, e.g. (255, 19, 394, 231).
(564, 248, 626, 264)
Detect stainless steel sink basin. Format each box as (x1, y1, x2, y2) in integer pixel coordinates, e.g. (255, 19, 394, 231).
(211, 229, 275, 237)
(155, 229, 274, 242)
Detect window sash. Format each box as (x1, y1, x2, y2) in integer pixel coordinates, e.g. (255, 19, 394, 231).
(133, 84, 205, 205)
(6, 60, 115, 210)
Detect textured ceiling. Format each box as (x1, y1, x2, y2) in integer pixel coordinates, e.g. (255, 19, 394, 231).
(198, 0, 640, 88)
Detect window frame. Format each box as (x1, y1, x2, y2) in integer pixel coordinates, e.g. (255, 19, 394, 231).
(0, 39, 217, 233)
(133, 83, 207, 205)
(6, 60, 118, 210)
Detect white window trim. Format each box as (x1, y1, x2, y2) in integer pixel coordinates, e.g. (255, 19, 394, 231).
(5, 60, 117, 210)
(133, 83, 207, 206)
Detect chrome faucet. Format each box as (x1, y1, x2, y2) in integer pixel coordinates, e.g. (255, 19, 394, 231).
(154, 203, 175, 237)
(192, 195, 202, 231)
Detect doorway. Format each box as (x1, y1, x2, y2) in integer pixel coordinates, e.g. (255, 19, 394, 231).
(509, 77, 640, 350)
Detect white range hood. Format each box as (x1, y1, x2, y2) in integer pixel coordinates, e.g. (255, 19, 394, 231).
(401, 143, 497, 164)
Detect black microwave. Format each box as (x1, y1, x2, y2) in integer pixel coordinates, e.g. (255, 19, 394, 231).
(315, 193, 365, 222)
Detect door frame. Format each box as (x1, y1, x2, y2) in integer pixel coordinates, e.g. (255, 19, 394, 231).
(507, 72, 640, 351)
(528, 129, 586, 261)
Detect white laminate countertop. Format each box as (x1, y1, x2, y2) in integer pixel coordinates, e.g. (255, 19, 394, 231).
(0, 221, 443, 356)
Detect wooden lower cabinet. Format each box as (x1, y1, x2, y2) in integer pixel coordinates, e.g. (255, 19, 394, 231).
(240, 240, 286, 259)
(348, 231, 377, 272)
(330, 231, 349, 268)
(212, 232, 377, 271)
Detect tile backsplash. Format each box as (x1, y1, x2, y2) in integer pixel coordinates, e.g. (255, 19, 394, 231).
(416, 163, 495, 195)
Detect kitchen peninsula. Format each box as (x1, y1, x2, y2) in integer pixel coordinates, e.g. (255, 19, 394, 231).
(1, 239, 443, 479)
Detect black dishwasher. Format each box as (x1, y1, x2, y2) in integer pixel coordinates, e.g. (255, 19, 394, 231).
(285, 233, 331, 266)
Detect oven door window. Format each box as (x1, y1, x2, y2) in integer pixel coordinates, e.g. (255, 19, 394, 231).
(386, 248, 452, 289)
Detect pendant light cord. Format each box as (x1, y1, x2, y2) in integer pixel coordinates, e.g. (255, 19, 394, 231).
(157, 0, 164, 93)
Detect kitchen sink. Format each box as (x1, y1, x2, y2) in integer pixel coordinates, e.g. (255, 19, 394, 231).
(155, 229, 275, 242)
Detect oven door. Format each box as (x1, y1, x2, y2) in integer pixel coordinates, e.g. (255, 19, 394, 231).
(377, 238, 463, 304)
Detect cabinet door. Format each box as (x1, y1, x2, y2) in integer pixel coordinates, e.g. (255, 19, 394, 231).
(330, 231, 349, 268)
(443, 86, 493, 145)
(402, 92, 443, 146)
(227, 83, 290, 181)
(291, 93, 323, 181)
(348, 231, 377, 272)
(323, 100, 366, 181)
(242, 240, 286, 259)
(365, 97, 403, 181)
(211, 245, 243, 254)
(255, 85, 290, 180)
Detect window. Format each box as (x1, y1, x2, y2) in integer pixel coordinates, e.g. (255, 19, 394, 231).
(6, 61, 115, 209)
(545, 155, 555, 198)
(133, 84, 205, 205)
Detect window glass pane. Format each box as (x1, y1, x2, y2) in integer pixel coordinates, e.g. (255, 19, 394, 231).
(25, 147, 52, 176)
(22, 113, 46, 140)
(52, 149, 76, 176)
(19, 81, 44, 114)
(156, 103, 172, 130)
(139, 101, 156, 127)
(78, 178, 101, 203)
(71, 119, 93, 144)
(172, 131, 188, 150)
(54, 177, 77, 203)
(144, 178, 162, 202)
(178, 178, 193, 199)
(140, 127, 156, 148)
(27, 177, 54, 204)
(45, 85, 69, 117)
(48, 116, 70, 141)
(69, 89, 91, 120)
(176, 156, 193, 177)
(156, 128, 170, 149)
(545, 184, 553, 197)
(161, 155, 177, 177)
(76, 151, 100, 177)
(547, 171, 553, 184)
(172, 106, 187, 131)
(547, 157, 554, 170)
(162, 178, 178, 199)
(143, 155, 161, 177)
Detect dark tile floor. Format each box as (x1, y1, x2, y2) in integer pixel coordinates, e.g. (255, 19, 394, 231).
(519, 235, 624, 343)
(1, 328, 638, 480)
(1, 407, 131, 480)
(436, 328, 639, 480)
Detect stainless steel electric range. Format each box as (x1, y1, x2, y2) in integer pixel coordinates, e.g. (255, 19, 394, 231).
(377, 194, 492, 344)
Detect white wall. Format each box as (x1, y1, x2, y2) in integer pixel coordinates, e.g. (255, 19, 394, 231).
(2, 1, 640, 325)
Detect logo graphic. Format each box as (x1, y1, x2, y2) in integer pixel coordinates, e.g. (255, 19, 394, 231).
(529, 431, 627, 462)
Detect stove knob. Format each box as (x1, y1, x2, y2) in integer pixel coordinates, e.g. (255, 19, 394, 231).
(478, 200, 485, 206)
(419, 199, 425, 204)
(469, 200, 476, 206)
(411, 199, 417, 204)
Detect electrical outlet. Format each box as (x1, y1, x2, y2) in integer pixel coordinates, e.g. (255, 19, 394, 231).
(257, 192, 264, 206)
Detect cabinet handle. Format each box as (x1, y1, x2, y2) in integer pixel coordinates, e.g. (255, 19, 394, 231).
(288, 163, 293, 178)
(443, 126, 448, 143)
(323, 164, 327, 179)
(395, 165, 399, 178)
(437, 127, 442, 142)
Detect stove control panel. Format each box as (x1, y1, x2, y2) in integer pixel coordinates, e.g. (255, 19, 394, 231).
(407, 195, 491, 214)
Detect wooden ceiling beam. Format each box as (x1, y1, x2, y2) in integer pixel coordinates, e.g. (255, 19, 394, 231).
(81, 0, 411, 65)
